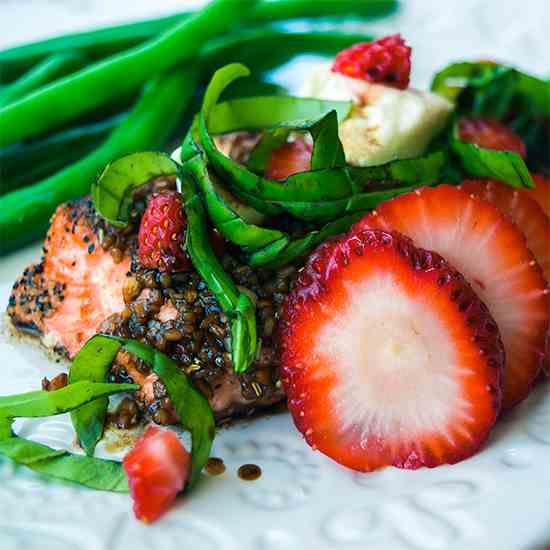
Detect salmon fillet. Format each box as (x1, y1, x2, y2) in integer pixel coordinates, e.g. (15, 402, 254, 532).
(8, 198, 131, 354)
(8, 193, 287, 422)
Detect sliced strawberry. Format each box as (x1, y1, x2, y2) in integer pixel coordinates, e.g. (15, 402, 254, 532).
(459, 179, 550, 283)
(123, 425, 191, 523)
(359, 185, 549, 408)
(458, 117, 526, 158)
(280, 230, 503, 472)
(265, 139, 312, 181)
(524, 173, 550, 218)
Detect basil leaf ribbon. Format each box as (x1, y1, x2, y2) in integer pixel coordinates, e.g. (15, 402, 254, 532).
(0, 380, 137, 492)
(432, 60, 548, 178)
(0, 336, 215, 491)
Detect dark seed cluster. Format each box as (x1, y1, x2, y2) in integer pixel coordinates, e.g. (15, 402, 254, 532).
(102, 244, 295, 422)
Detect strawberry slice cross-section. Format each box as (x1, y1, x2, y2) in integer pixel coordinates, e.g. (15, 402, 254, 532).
(360, 185, 549, 409)
(280, 229, 504, 472)
(459, 179, 550, 284)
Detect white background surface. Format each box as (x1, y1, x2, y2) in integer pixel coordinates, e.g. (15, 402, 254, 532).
(1, 1, 550, 549)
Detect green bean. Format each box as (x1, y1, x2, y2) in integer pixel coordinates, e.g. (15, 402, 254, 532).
(0, 14, 188, 82)
(0, 113, 123, 195)
(252, 0, 396, 21)
(0, 0, 394, 82)
(69, 335, 123, 456)
(200, 28, 375, 78)
(0, 0, 257, 147)
(0, 68, 197, 255)
(0, 51, 87, 107)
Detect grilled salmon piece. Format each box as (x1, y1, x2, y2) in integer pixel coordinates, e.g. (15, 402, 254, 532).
(8, 192, 287, 423)
(8, 198, 131, 357)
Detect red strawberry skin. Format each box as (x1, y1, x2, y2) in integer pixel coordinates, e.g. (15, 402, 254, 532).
(138, 191, 190, 272)
(459, 178, 550, 284)
(525, 173, 550, 218)
(458, 117, 526, 158)
(332, 34, 411, 89)
(265, 140, 312, 181)
(123, 425, 191, 523)
(359, 185, 549, 409)
(280, 230, 503, 472)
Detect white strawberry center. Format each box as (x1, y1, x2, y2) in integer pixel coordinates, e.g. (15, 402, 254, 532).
(316, 272, 467, 440)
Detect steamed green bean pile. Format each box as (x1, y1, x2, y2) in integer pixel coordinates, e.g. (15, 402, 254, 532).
(0, 0, 396, 254)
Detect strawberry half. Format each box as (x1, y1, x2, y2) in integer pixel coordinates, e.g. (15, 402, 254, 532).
(280, 230, 503, 472)
(359, 185, 549, 409)
(123, 425, 191, 523)
(138, 191, 191, 272)
(459, 179, 550, 283)
(265, 139, 312, 181)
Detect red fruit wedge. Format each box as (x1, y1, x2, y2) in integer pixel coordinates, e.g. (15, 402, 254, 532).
(124, 426, 191, 523)
(359, 185, 549, 408)
(458, 117, 526, 158)
(524, 173, 550, 219)
(265, 139, 312, 181)
(459, 179, 550, 284)
(280, 230, 504, 472)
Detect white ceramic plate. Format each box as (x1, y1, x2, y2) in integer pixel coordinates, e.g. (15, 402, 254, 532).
(1, 2, 549, 549)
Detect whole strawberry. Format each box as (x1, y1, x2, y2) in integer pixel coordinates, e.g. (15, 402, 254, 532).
(138, 191, 190, 272)
(332, 34, 411, 89)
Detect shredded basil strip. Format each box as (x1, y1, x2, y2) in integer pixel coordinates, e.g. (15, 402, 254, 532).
(451, 121, 534, 188)
(69, 335, 123, 455)
(0, 381, 137, 492)
(92, 151, 178, 227)
(432, 60, 548, 176)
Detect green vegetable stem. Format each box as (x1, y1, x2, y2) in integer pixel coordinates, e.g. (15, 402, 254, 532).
(0, 113, 124, 196)
(0, 336, 216, 493)
(0, 51, 87, 107)
(0, 0, 258, 147)
(0, 67, 198, 255)
(0, 0, 394, 82)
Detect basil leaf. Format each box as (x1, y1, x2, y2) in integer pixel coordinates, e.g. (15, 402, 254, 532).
(0, 417, 129, 492)
(69, 335, 123, 456)
(150, 350, 215, 487)
(451, 124, 533, 188)
(0, 381, 137, 493)
(0, 381, 137, 418)
(186, 152, 288, 251)
(199, 64, 444, 213)
(255, 213, 364, 269)
(179, 169, 258, 372)
(247, 128, 290, 173)
(92, 151, 177, 227)
(207, 95, 351, 135)
(432, 61, 549, 172)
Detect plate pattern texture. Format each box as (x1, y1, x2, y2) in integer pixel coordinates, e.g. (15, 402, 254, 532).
(0, 1, 549, 549)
